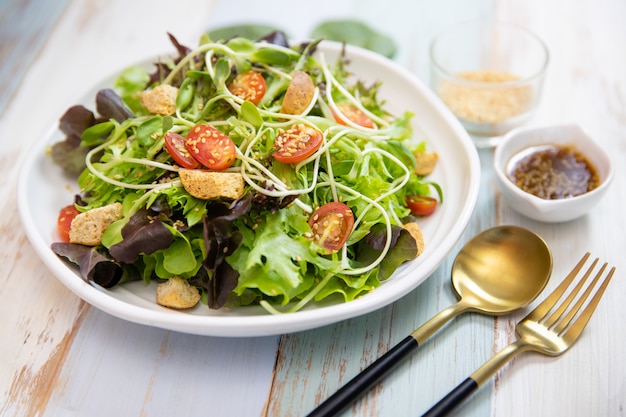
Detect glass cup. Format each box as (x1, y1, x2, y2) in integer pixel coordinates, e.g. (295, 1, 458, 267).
(430, 19, 549, 148)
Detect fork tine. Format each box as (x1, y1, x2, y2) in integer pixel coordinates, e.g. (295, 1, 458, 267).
(525, 252, 591, 323)
(543, 257, 599, 329)
(551, 262, 607, 334)
(560, 265, 615, 340)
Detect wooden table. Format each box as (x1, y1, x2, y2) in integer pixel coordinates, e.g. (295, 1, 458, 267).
(1, 0, 624, 416)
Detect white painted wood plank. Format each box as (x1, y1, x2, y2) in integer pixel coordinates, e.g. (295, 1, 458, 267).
(42, 309, 278, 417)
(0, 0, 70, 113)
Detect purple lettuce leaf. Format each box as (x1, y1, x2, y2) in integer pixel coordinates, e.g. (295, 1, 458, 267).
(356, 223, 418, 281)
(50, 105, 97, 175)
(51, 242, 124, 288)
(108, 208, 174, 264)
(148, 33, 193, 86)
(197, 196, 252, 308)
(59, 105, 96, 137)
(95, 88, 134, 123)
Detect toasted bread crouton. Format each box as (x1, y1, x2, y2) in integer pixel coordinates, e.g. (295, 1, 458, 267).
(140, 84, 179, 116)
(402, 222, 425, 258)
(156, 277, 200, 309)
(414, 151, 439, 176)
(280, 71, 315, 115)
(69, 202, 123, 246)
(179, 169, 245, 200)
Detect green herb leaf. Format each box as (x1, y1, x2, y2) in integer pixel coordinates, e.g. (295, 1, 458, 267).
(213, 58, 231, 88)
(137, 116, 163, 147)
(176, 78, 195, 111)
(225, 37, 256, 53)
(240, 100, 263, 127)
(252, 48, 293, 66)
(81, 121, 115, 146)
(115, 66, 150, 114)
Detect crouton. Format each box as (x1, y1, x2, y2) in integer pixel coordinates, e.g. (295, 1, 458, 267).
(402, 222, 425, 258)
(140, 84, 179, 116)
(179, 169, 245, 200)
(280, 71, 315, 115)
(69, 202, 123, 246)
(414, 151, 439, 176)
(156, 277, 200, 309)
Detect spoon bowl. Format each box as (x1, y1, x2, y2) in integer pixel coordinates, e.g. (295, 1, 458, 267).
(307, 225, 552, 417)
(452, 225, 553, 315)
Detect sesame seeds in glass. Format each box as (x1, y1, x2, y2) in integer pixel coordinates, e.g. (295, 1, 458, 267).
(430, 19, 549, 148)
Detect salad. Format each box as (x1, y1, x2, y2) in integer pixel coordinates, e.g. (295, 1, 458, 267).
(49, 32, 441, 314)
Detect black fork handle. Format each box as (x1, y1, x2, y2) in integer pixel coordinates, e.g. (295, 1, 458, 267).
(421, 377, 478, 417)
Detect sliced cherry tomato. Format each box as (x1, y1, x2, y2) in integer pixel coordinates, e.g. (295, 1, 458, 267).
(164, 131, 199, 168)
(228, 71, 266, 105)
(406, 195, 437, 216)
(333, 103, 375, 128)
(308, 202, 355, 253)
(274, 124, 323, 164)
(57, 204, 80, 242)
(185, 124, 237, 170)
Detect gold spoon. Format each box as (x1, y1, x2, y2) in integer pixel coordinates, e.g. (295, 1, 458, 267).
(307, 225, 553, 417)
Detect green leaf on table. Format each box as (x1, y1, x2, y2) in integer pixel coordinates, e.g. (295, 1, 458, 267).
(311, 19, 397, 58)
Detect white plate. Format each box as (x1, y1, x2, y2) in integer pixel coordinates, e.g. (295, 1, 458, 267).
(17, 41, 479, 337)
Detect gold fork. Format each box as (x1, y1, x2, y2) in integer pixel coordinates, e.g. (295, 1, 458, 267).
(421, 252, 616, 417)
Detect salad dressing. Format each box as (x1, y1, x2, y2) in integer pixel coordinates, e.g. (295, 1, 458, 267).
(508, 144, 599, 199)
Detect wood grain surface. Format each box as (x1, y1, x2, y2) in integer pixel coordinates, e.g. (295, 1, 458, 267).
(1, 0, 624, 416)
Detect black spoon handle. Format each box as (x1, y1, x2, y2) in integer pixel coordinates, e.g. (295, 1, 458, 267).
(306, 335, 419, 417)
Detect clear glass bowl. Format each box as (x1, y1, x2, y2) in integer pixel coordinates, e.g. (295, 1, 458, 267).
(430, 19, 549, 147)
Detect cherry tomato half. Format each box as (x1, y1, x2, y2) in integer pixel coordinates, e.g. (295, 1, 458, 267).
(308, 202, 355, 253)
(57, 204, 80, 242)
(333, 103, 375, 128)
(164, 131, 199, 169)
(228, 71, 266, 105)
(406, 195, 437, 216)
(274, 124, 323, 164)
(185, 124, 237, 170)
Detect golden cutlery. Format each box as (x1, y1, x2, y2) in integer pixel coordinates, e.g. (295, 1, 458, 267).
(307, 226, 552, 417)
(421, 252, 615, 416)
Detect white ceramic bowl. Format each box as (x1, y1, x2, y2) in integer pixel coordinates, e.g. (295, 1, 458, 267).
(494, 123, 613, 222)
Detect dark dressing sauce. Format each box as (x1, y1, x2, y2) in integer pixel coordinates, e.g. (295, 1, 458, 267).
(508, 144, 600, 199)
